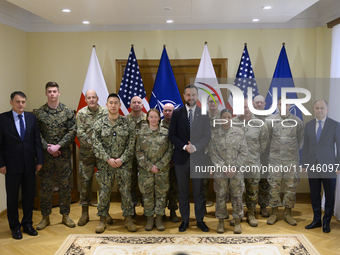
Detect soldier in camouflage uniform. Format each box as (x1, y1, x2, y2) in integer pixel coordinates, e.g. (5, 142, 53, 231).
(35, 81, 76, 230)
(253, 95, 271, 217)
(92, 93, 137, 233)
(126, 96, 147, 210)
(161, 103, 180, 223)
(205, 94, 221, 208)
(232, 99, 269, 227)
(76, 89, 110, 226)
(266, 98, 304, 226)
(136, 109, 173, 231)
(211, 109, 248, 234)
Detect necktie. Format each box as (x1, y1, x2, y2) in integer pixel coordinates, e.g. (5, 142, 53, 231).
(18, 114, 25, 141)
(188, 109, 193, 129)
(316, 120, 322, 143)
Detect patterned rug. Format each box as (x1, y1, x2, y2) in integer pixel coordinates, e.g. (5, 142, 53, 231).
(55, 234, 320, 255)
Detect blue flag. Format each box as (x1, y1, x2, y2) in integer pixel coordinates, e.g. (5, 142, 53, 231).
(149, 46, 183, 117)
(265, 45, 303, 121)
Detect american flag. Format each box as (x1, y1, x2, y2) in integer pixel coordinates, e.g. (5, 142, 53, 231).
(118, 45, 149, 116)
(228, 44, 259, 110)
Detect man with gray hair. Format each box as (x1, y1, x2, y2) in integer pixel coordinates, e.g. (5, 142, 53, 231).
(76, 89, 110, 226)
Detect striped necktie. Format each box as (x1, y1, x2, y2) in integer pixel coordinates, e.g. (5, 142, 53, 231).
(188, 109, 193, 129)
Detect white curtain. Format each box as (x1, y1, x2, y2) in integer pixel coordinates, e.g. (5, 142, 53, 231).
(323, 23, 340, 220)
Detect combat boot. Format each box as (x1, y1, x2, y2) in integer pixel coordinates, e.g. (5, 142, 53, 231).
(62, 214, 76, 228)
(260, 206, 270, 217)
(170, 210, 180, 223)
(95, 216, 107, 234)
(78, 206, 89, 226)
(145, 216, 154, 231)
(247, 209, 258, 227)
(36, 215, 50, 230)
(106, 213, 113, 225)
(155, 215, 165, 231)
(225, 210, 229, 219)
(125, 216, 137, 232)
(267, 207, 278, 225)
(230, 217, 242, 226)
(284, 207, 297, 226)
(234, 218, 242, 234)
(217, 218, 225, 233)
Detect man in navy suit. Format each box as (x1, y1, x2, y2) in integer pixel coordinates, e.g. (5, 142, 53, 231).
(302, 99, 340, 233)
(168, 84, 211, 232)
(0, 91, 44, 239)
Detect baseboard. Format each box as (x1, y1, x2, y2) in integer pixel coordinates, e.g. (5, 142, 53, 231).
(0, 208, 7, 218)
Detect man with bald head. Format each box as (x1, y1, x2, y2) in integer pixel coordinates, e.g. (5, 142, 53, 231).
(126, 96, 147, 210)
(302, 99, 340, 233)
(76, 89, 109, 226)
(161, 103, 179, 222)
(253, 95, 271, 217)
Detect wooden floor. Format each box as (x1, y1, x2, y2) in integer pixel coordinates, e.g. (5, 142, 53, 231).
(0, 197, 339, 255)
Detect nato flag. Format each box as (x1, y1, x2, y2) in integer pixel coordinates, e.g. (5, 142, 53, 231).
(149, 46, 183, 118)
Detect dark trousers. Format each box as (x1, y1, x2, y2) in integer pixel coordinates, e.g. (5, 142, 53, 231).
(175, 160, 205, 222)
(5, 170, 36, 231)
(308, 175, 336, 224)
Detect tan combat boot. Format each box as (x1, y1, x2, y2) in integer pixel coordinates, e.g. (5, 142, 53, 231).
(36, 215, 50, 230)
(62, 214, 76, 228)
(155, 215, 165, 231)
(217, 218, 225, 234)
(284, 207, 297, 226)
(145, 216, 154, 231)
(247, 209, 258, 227)
(267, 207, 278, 225)
(170, 210, 180, 223)
(106, 213, 113, 225)
(230, 217, 242, 226)
(95, 216, 107, 234)
(125, 216, 137, 232)
(234, 218, 242, 234)
(260, 206, 270, 217)
(78, 206, 89, 226)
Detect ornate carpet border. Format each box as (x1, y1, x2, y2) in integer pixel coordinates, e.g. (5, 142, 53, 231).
(55, 234, 320, 255)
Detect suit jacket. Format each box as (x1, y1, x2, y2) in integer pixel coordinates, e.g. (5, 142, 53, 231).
(0, 111, 44, 174)
(168, 105, 211, 165)
(301, 117, 340, 176)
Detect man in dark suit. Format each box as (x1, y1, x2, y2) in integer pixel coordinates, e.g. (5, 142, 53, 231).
(169, 84, 211, 232)
(0, 91, 44, 239)
(302, 99, 340, 233)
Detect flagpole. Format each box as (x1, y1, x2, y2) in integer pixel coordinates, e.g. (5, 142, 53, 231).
(282, 42, 285, 46)
(205, 41, 207, 45)
(93, 45, 95, 48)
(244, 42, 247, 46)
(163, 44, 166, 48)
(131, 44, 134, 47)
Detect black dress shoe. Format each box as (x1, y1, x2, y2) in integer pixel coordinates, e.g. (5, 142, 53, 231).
(305, 220, 322, 229)
(323, 223, 331, 233)
(23, 226, 38, 236)
(12, 229, 22, 240)
(179, 221, 189, 232)
(197, 221, 209, 232)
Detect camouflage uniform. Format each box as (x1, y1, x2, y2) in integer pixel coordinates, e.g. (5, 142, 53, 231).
(266, 113, 304, 208)
(76, 105, 108, 206)
(254, 114, 271, 208)
(92, 115, 135, 217)
(204, 110, 221, 201)
(126, 112, 147, 206)
(35, 103, 76, 216)
(136, 125, 173, 216)
(232, 114, 269, 210)
(161, 119, 178, 211)
(210, 126, 248, 219)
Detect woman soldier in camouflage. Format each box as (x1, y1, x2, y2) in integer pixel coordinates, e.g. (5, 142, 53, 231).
(211, 109, 248, 234)
(136, 109, 173, 231)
